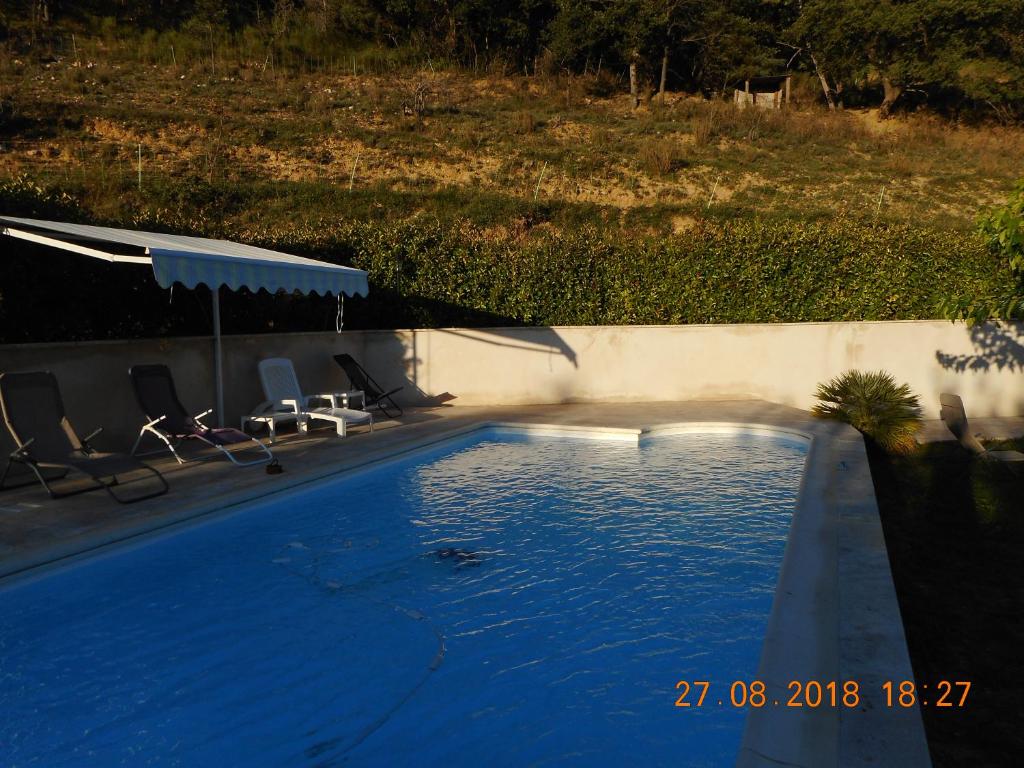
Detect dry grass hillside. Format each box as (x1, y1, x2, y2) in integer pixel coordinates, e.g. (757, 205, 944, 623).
(2, 54, 1022, 233)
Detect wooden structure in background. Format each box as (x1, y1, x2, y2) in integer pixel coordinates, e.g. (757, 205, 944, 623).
(734, 75, 791, 109)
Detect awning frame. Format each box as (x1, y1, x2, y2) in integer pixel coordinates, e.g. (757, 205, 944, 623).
(4, 227, 152, 264)
(2, 217, 370, 427)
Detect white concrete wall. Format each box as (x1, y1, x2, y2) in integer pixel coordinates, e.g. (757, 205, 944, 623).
(362, 320, 1024, 418)
(1, 320, 1021, 453)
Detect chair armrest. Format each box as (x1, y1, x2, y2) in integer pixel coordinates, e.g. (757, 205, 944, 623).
(313, 390, 365, 409)
(11, 437, 35, 460)
(250, 400, 298, 415)
(81, 427, 103, 451)
(192, 408, 213, 427)
(144, 414, 167, 429)
(308, 393, 337, 408)
(282, 399, 302, 414)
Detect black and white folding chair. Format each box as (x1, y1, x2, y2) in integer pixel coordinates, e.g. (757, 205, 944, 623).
(0, 371, 168, 503)
(333, 354, 404, 419)
(130, 364, 274, 466)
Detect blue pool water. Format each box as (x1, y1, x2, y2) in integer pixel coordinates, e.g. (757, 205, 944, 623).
(0, 429, 807, 767)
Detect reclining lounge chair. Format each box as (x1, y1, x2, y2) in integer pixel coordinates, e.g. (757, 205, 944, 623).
(0, 371, 169, 503)
(939, 393, 1024, 462)
(333, 353, 404, 419)
(130, 364, 274, 466)
(243, 358, 372, 441)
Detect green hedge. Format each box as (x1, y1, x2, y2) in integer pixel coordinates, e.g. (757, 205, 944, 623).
(267, 218, 1006, 328)
(0, 177, 1010, 342)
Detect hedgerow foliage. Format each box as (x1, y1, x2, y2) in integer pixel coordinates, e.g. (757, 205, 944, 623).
(941, 178, 1024, 321)
(0, 177, 1009, 342)
(267, 218, 1007, 329)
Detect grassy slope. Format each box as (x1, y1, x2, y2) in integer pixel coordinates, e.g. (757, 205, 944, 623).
(2, 50, 1023, 234)
(870, 440, 1024, 768)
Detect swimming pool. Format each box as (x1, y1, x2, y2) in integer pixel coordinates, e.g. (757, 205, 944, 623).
(0, 428, 807, 767)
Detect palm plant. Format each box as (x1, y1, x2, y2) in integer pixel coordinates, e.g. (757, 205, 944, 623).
(812, 370, 923, 454)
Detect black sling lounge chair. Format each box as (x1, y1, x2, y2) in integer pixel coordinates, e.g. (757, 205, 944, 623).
(0, 371, 168, 503)
(332, 353, 404, 419)
(130, 364, 274, 466)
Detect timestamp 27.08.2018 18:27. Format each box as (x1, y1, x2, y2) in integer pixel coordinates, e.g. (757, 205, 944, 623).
(673, 680, 971, 709)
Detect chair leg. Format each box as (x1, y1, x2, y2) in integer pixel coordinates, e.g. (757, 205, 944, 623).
(243, 436, 275, 465)
(29, 460, 63, 498)
(167, 438, 187, 464)
(0, 458, 48, 491)
(32, 463, 104, 500)
(199, 435, 273, 467)
(2, 456, 119, 500)
(132, 426, 186, 464)
(102, 465, 169, 504)
(385, 394, 404, 417)
(130, 428, 146, 456)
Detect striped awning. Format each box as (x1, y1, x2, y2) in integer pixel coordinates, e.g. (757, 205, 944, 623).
(0, 216, 368, 297)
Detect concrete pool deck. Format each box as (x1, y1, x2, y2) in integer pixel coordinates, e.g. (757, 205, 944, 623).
(0, 399, 933, 767)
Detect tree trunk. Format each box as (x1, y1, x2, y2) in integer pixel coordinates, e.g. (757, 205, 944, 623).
(809, 52, 835, 111)
(880, 77, 902, 118)
(446, 10, 457, 51)
(629, 59, 639, 108)
(658, 47, 669, 103)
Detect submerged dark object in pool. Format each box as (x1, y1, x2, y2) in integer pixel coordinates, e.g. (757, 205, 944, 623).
(433, 548, 481, 566)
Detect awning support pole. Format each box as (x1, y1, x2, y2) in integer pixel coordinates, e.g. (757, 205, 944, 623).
(212, 286, 225, 427)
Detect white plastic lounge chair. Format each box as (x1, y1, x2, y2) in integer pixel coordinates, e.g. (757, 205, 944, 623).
(244, 358, 373, 442)
(939, 393, 1024, 462)
(240, 399, 301, 442)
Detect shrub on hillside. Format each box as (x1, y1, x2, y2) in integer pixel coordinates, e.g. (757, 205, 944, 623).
(0, 176, 85, 221)
(638, 138, 682, 176)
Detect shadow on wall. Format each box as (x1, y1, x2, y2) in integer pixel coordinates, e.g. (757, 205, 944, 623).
(935, 322, 1024, 373)
(350, 289, 524, 334)
(343, 291, 580, 406)
(357, 325, 579, 408)
(433, 328, 578, 369)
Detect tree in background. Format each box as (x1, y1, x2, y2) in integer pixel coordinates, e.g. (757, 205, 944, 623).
(546, 0, 781, 101)
(367, 0, 553, 68)
(0, 0, 1021, 117)
(790, 0, 1024, 117)
(788, 0, 914, 114)
(915, 0, 1024, 121)
(688, 0, 782, 96)
(544, 0, 615, 73)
